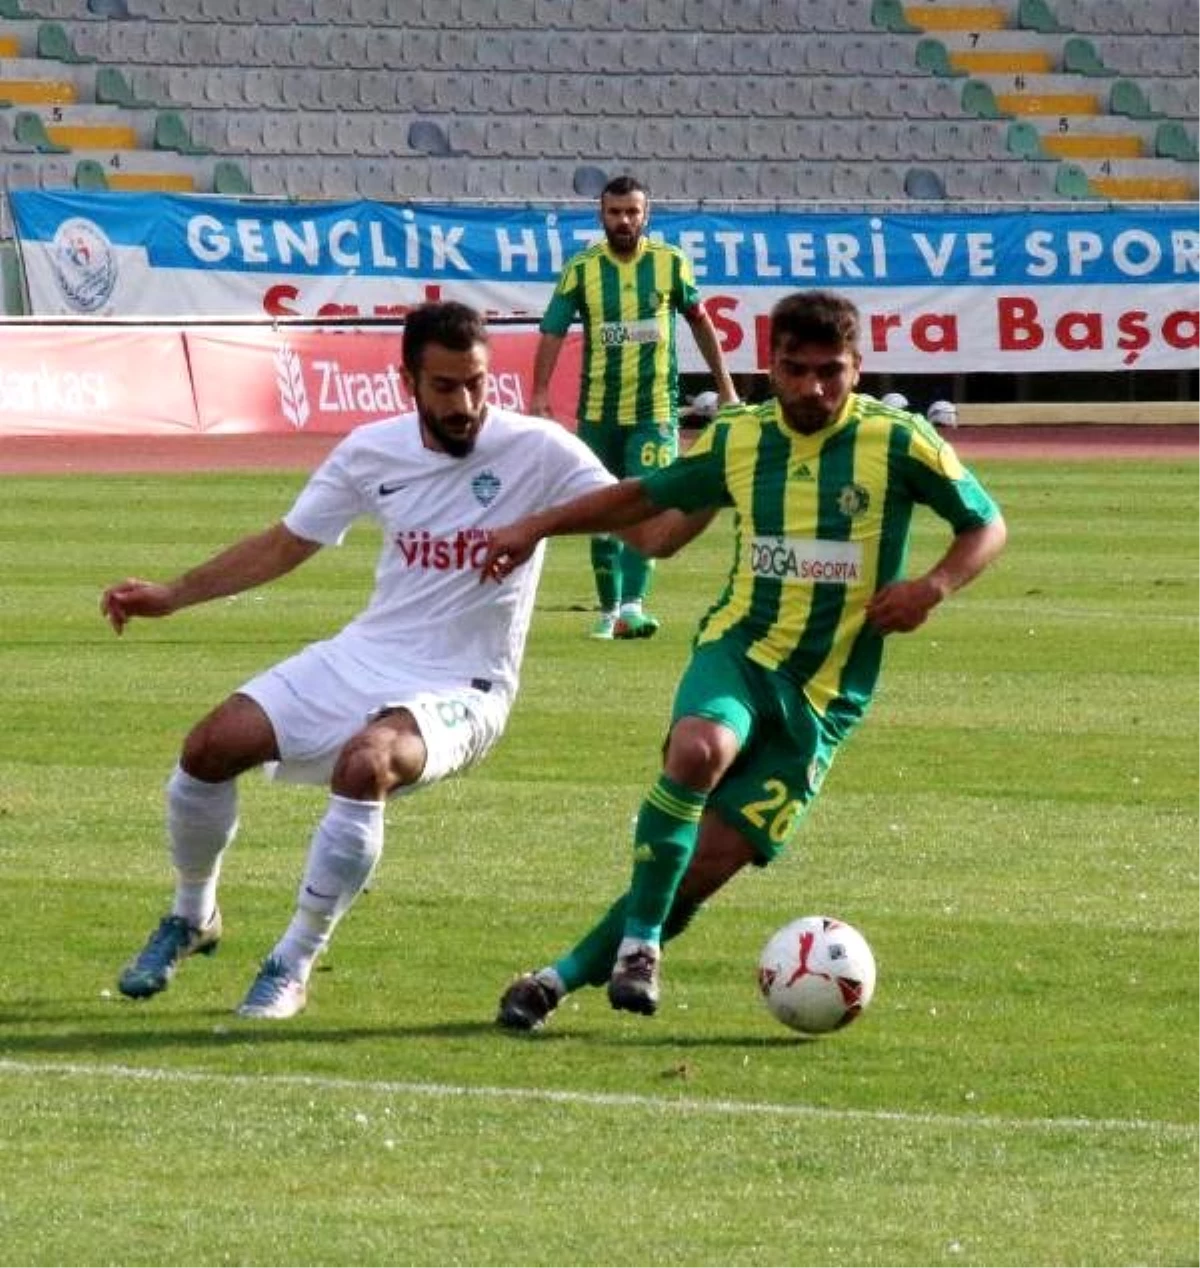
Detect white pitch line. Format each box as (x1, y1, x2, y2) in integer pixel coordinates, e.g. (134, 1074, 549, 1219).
(0, 1058, 1194, 1140)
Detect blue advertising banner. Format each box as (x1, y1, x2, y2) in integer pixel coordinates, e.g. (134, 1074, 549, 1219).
(10, 191, 1198, 372)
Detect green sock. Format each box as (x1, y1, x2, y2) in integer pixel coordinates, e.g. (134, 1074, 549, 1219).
(591, 536, 619, 611)
(554, 894, 705, 991)
(555, 897, 626, 991)
(619, 546, 654, 606)
(624, 775, 706, 943)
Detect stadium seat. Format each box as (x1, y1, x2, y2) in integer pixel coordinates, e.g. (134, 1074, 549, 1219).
(1155, 121, 1199, 162)
(829, 164, 871, 201)
(95, 66, 155, 109)
(1017, 0, 1067, 33)
(164, 67, 210, 108)
(408, 118, 452, 157)
(154, 110, 212, 156)
(573, 164, 608, 197)
(903, 166, 947, 199)
(251, 24, 292, 67)
(212, 158, 252, 194)
(240, 69, 283, 110)
(755, 161, 798, 200)
(390, 157, 434, 200)
(333, 113, 377, 156)
(320, 159, 359, 199)
(297, 113, 341, 155)
(866, 162, 906, 200)
(559, 116, 603, 158)
(262, 112, 303, 156)
(282, 156, 324, 198)
(510, 72, 551, 115)
(1053, 161, 1092, 198)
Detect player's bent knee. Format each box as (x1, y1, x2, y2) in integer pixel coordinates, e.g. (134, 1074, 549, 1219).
(180, 694, 277, 782)
(333, 730, 425, 798)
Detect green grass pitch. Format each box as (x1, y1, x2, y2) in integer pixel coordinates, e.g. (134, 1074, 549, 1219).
(0, 458, 1195, 1267)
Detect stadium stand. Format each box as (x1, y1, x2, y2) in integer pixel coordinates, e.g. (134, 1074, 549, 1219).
(0, 0, 1195, 203)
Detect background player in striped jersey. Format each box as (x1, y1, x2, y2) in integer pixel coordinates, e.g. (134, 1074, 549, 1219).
(529, 174, 738, 641)
(486, 289, 1007, 1028)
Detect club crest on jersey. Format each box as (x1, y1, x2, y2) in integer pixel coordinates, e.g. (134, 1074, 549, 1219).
(471, 470, 501, 506)
(837, 483, 870, 518)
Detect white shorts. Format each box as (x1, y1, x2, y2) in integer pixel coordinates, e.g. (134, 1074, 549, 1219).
(238, 637, 512, 792)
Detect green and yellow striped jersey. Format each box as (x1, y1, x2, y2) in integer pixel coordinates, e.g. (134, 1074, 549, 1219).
(641, 394, 1000, 735)
(540, 237, 702, 427)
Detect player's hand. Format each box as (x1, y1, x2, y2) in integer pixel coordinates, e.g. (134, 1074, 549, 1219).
(865, 577, 944, 634)
(529, 394, 554, 420)
(480, 527, 539, 583)
(100, 578, 176, 634)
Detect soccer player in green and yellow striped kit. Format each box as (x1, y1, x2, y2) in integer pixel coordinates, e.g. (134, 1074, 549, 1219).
(486, 289, 1007, 1028)
(530, 174, 737, 640)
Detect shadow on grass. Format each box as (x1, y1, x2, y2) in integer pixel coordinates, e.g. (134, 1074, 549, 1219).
(0, 1011, 806, 1055)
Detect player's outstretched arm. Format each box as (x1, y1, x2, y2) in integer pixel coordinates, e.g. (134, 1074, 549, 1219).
(482, 479, 660, 581)
(865, 515, 1007, 635)
(101, 521, 322, 635)
(622, 507, 718, 559)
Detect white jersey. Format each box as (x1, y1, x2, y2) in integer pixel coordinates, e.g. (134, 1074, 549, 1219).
(282, 408, 614, 699)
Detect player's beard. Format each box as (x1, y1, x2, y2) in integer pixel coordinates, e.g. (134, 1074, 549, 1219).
(779, 398, 834, 436)
(420, 405, 486, 458)
(605, 225, 639, 255)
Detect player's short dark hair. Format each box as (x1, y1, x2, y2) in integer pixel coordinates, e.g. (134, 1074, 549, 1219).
(602, 174, 648, 202)
(770, 291, 861, 353)
(402, 301, 489, 376)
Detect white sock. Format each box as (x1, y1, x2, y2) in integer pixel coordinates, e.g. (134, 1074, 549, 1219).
(617, 936, 660, 960)
(271, 794, 385, 982)
(535, 967, 566, 998)
(166, 764, 238, 927)
(618, 600, 643, 618)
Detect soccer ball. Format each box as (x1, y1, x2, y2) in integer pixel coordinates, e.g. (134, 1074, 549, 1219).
(757, 915, 877, 1036)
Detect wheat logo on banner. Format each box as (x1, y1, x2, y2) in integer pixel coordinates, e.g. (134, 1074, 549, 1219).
(275, 343, 310, 429)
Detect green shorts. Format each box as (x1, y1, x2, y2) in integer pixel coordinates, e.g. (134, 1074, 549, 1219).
(577, 418, 677, 480)
(671, 637, 843, 865)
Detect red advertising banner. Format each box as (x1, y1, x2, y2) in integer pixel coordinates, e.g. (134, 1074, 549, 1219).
(188, 328, 582, 435)
(0, 329, 198, 436)
(0, 326, 582, 438)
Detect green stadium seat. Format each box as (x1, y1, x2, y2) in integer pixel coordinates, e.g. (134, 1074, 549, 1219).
(14, 111, 68, 154)
(96, 66, 157, 110)
(1062, 37, 1115, 77)
(1154, 121, 1199, 162)
(213, 160, 253, 195)
(961, 79, 1009, 119)
(74, 159, 109, 190)
(1109, 79, 1165, 119)
(1006, 120, 1046, 159)
(871, 0, 920, 33)
(154, 110, 213, 156)
(36, 22, 93, 65)
(916, 38, 967, 78)
(1053, 162, 1093, 199)
(1016, 0, 1067, 33)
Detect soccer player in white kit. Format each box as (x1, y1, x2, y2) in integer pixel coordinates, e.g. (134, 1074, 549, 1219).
(101, 301, 623, 1019)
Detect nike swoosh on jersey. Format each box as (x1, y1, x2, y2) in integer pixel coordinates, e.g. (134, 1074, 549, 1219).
(378, 480, 408, 496)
